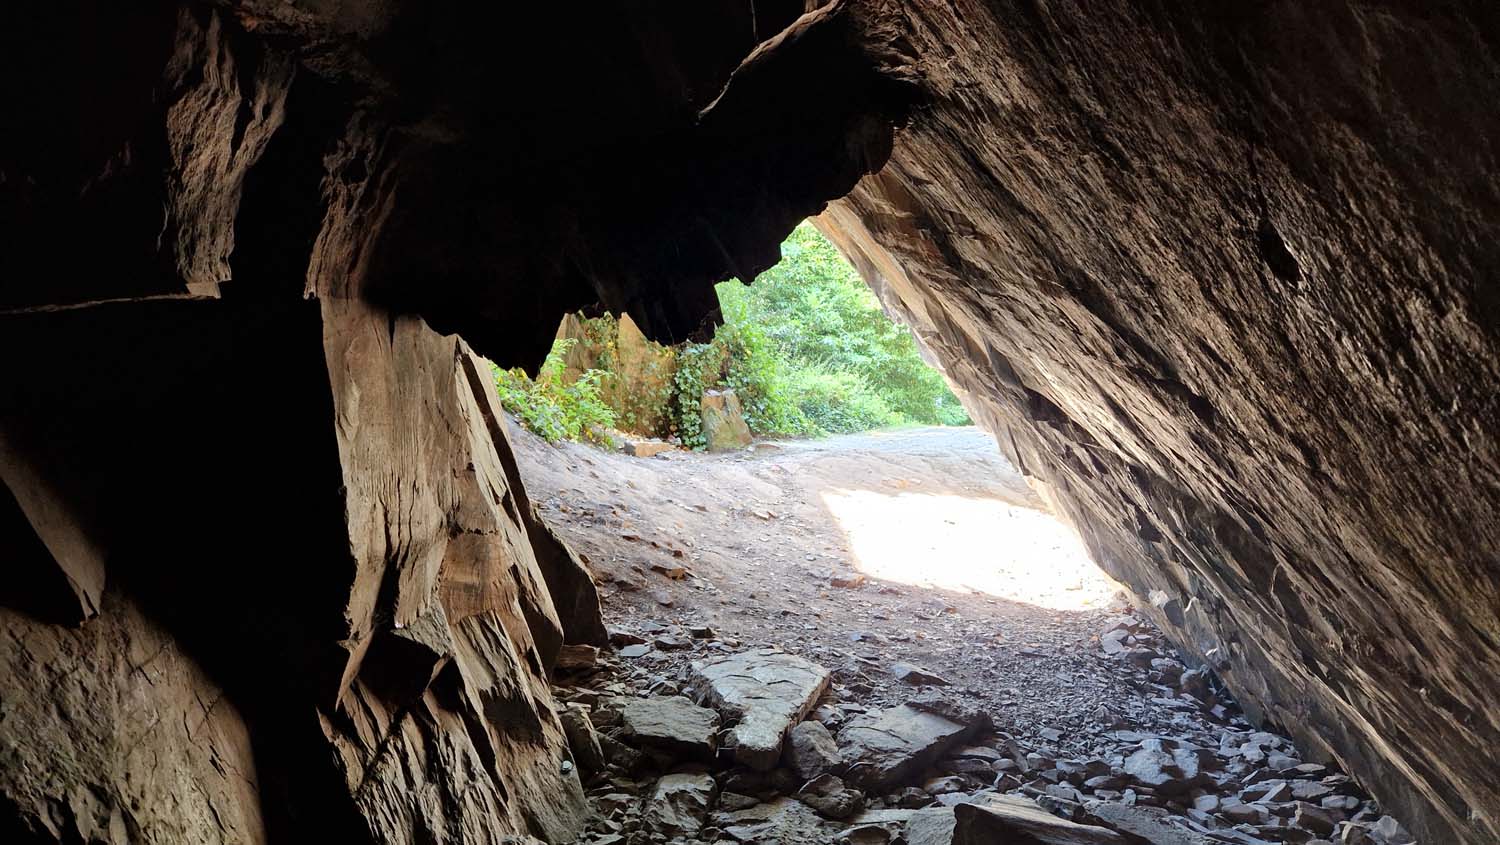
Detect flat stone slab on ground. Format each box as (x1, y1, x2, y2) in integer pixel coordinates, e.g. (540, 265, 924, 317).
(838, 703, 983, 791)
(954, 796, 1125, 844)
(691, 648, 831, 770)
(613, 695, 718, 758)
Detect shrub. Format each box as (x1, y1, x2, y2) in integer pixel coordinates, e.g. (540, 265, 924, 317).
(493, 338, 616, 443)
(781, 364, 900, 434)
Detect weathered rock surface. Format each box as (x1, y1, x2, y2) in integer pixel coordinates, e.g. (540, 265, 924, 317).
(1083, 801, 1210, 845)
(785, 719, 844, 779)
(715, 797, 830, 844)
(796, 773, 864, 820)
(613, 695, 720, 759)
(700, 388, 754, 452)
(643, 772, 718, 836)
(691, 648, 831, 770)
(838, 704, 983, 791)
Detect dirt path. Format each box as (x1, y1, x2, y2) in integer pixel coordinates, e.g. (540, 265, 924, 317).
(517, 424, 1163, 750)
(514, 423, 1400, 844)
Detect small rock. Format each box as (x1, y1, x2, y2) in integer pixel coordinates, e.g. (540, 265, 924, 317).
(559, 704, 606, 775)
(608, 629, 646, 646)
(555, 644, 599, 672)
(797, 773, 864, 820)
(1295, 803, 1337, 836)
(654, 634, 690, 650)
(617, 644, 651, 658)
(785, 720, 843, 779)
(922, 775, 967, 795)
(719, 791, 760, 811)
(891, 663, 952, 686)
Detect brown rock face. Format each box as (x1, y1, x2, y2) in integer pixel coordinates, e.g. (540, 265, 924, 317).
(2, 1, 1497, 843)
(816, 4, 1500, 843)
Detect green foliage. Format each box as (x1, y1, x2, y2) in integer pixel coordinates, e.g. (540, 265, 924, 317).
(714, 221, 970, 435)
(492, 338, 616, 443)
(670, 341, 727, 450)
(780, 365, 900, 433)
(714, 296, 813, 437)
(498, 223, 968, 448)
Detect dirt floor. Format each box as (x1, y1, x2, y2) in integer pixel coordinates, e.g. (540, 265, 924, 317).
(513, 422, 1406, 845)
(517, 424, 1185, 753)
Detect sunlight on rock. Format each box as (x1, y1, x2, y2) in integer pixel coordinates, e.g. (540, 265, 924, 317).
(820, 489, 1120, 611)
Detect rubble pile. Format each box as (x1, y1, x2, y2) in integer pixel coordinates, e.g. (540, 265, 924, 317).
(549, 615, 1415, 845)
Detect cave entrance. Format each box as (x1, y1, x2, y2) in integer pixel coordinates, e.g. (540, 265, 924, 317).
(498, 221, 1382, 845)
(496, 219, 1118, 613)
(501, 218, 1146, 741)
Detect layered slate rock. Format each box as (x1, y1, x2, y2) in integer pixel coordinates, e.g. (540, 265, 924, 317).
(714, 797, 831, 845)
(691, 648, 832, 770)
(613, 696, 720, 760)
(1083, 801, 1209, 845)
(952, 798, 1124, 845)
(644, 773, 719, 837)
(785, 720, 844, 779)
(812, 3, 1500, 843)
(838, 704, 983, 791)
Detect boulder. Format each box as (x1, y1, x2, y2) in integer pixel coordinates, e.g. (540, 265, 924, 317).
(839, 704, 983, 791)
(714, 797, 830, 844)
(643, 773, 718, 836)
(953, 796, 1124, 844)
(691, 649, 831, 770)
(559, 704, 606, 775)
(701, 388, 753, 451)
(795, 773, 863, 820)
(1083, 800, 1211, 844)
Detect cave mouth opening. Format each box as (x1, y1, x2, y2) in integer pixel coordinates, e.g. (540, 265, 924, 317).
(506, 218, 1120, 614)
(706, 219, 1120, 613)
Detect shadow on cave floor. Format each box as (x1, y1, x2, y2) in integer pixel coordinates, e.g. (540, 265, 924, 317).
(510, 420, 1183, 752)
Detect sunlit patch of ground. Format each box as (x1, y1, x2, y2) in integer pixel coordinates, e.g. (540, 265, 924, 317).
(820, 488, 1121, 611)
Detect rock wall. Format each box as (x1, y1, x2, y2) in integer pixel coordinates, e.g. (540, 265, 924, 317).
(816, 3, 1500, 843)
(3, 0, 1497, 842)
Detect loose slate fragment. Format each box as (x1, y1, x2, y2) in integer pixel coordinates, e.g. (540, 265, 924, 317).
(839, 703, 983, 791)
(614, 695, 719, 758)
(691, 648, 831, 770)
(955, 797, 1125, 844)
